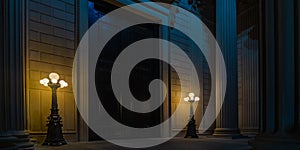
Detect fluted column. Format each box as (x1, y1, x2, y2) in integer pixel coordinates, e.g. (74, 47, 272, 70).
(276, 0, 295, 134)
(236, 3, 260, 135)
(297, 0, 300, 131)
(261, 0, 276, 134)
(0, 0, 34, 149)
(250, 0, 300, 148)
(213, 0, 240, 136)
(237, 34, 260, 135)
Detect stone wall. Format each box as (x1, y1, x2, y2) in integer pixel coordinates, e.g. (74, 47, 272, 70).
(26, 0, 77, 142)
(169, 8, 205, 131)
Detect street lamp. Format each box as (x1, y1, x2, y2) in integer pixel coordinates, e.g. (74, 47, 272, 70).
(184, 92, 200, 138)
(40, 72, 68, 146)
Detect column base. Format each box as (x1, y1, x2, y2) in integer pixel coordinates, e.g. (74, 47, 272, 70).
(0, 131, 34, 150)
(213, 128, 241, 138)
(198, 123, 216, 135)
(249, 134, 300, 149)
(13, 132, 35, 149)
(0, 136, 18, 150)
(198, 129, 214, 135)
(240, 128, 259, 136)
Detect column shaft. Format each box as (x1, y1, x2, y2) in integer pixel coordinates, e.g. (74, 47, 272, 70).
(214, 0, 240, 136)
(261, 0, 276, 134)
(0, 0, 34, 149)
(276, 0, 295, 133)
(250, 0, 300, 148)
(296, 0, 300, 130)
(237, 1, 260, 135)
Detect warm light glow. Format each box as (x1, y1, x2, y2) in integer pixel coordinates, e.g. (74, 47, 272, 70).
(40, 73, 68, 88)
(40, 78, 49, 87)
(59, 80, 68, 88)
(49, 73, 60, 80)
(188, 92, 195, 98)
(184, 93, 200, 102)
(51, 79, 58, 84)
(184, 97, 190, 102)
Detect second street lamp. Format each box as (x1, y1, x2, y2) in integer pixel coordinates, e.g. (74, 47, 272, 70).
(184, 92, 200, 138)
(40, 72, 68, 146)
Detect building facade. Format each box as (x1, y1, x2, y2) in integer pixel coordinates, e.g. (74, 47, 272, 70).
(0, 0, 299, 149)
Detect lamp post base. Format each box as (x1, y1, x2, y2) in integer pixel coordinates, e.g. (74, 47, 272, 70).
(43, 114, 67, 146)
(185, 117, 198, 138)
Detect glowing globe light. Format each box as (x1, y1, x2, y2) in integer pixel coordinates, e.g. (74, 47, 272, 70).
(40, 72, 68, 89)
(49, 72, 60, 80)
(184, 97, 190, 102)
(40, 78, 50, 87)
(184, 92, 200, 102)
(188, 92, 195, 98)
(59, 80, 68, 88)
(49, 73, 59, 84)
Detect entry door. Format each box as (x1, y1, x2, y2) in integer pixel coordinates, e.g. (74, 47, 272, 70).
(92, 23, 163, 140)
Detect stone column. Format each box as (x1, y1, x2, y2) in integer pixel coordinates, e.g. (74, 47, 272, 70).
(0, 0, 34, 149)
(236, 2, 260, 135)
(297, 0, 300, 131)
(250, 0, 300, 148)
(260, 0, 276, 134)
(213, 0, 240, 136)
(275, 0, 295, 134)
(76, 0, 89, 142)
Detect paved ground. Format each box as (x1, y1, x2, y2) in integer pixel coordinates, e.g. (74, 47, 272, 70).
(36, 137, 252, 150)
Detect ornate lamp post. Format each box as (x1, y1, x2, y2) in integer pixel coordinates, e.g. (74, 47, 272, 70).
(184, 92, 200, 138)
(40, 73, 68, 146)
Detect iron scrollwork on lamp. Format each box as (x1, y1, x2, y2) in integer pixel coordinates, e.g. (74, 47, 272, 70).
(184, 92, 200, 138)
(40, 73, 68, 146)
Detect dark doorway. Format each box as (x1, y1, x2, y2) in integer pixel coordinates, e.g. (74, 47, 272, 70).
(88, 1, 163, 141)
